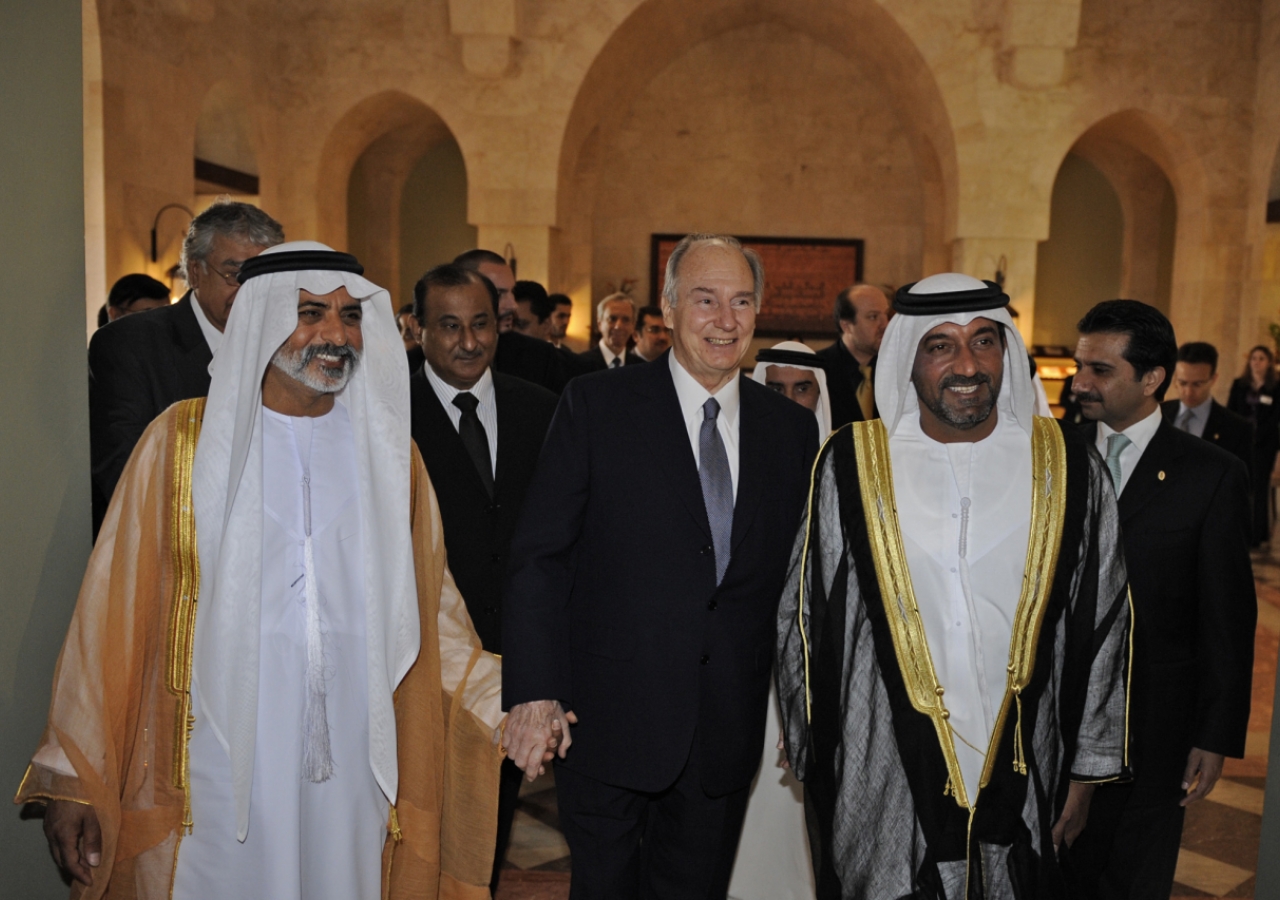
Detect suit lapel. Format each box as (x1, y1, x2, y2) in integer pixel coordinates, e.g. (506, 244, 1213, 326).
(172, 294, 214, 389)
(631, 361, 712, 540)
(493, 377, 516, 493)
(729, 380, 770, 553)
(1204, 402, 1226, 446)
(419, 377, 493, 499)
(1119, 419, 1185, 524)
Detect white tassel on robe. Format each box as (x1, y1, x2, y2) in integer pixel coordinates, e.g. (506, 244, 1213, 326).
(300, 475, 334, 782)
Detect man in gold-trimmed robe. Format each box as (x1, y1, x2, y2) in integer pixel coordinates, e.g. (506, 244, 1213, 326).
(17, 243, 504, 900)
(777, 274, 1131, 899)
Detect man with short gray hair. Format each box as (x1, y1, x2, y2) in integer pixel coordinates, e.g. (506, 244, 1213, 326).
(88, 199, 283, 535)
(502, 233, 817, 898)
(579, 292, 638, 370)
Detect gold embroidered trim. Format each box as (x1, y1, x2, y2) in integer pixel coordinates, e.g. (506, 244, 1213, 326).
(853, 416, 1067, 809)
(165, 398, 205, 799)
(977, 415, 1067, 790)
(13, 765, 92, 806)
(853, 418, 970, 807)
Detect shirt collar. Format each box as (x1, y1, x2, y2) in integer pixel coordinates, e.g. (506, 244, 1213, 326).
(1178, 397, 1212, 419)
(425, 363, 495, 409)
(599, 338, 624, 367)
(1096, 403, 1163, 455)
(189, 292, 222, 354)
(669, 351, 740, 427)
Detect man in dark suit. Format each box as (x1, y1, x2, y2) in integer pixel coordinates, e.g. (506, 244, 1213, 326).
(455, 249, 568, 393)
(628, 304, 671, 364)
(1161, 340, 1254, 473)
(408, 263, 558, 892)
(578, 293, 640, 370)
(501, 234, 818, 898)
(814, 282, 889, 427)
(87, 200, 283, 535)
(1068, 300, 1256, 900)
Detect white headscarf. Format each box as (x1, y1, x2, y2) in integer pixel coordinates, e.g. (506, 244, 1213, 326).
(874, 273, 1036, 439)
(750, 340, 833, 441)
(191, 241, 417, 840)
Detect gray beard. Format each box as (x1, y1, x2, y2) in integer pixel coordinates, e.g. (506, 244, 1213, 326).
(271, 342, 361, 394)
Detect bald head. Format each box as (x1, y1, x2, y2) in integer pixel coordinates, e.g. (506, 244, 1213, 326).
(835, 283, 890, 364)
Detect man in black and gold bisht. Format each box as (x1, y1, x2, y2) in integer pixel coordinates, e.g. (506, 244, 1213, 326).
(776, 273, 1132, 899)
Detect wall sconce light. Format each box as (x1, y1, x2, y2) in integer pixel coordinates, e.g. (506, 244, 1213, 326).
(151, 203, 194, 263)
(504, 242, 517, 278)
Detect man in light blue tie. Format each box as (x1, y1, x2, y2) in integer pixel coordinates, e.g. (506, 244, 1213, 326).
(1070, 300, 1256, 900)
(500, 233, 818, 899)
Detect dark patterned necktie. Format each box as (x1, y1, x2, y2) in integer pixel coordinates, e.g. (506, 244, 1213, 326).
(452, 392, 494, 498)
(699, 398, 734, 584)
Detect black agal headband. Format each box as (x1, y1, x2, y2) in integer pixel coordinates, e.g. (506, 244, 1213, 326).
(893, 279, 1009, 316)
(754, 349, 827, 371)
(236, 250, 365, 284)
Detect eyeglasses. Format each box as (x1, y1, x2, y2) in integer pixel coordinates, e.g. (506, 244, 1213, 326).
(641, 325, 671, 335)
(202, 261, 243, 286)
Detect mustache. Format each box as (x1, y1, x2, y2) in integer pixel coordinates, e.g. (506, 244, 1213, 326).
(1073, 389, 1103, 403)
(940, 373, 992, 390)
(302, 343, 358, 367)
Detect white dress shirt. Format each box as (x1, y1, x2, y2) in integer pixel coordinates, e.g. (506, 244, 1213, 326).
(669, 352, 740, 499)
(1094, 404, 1163, 496)
(424, 365, 499, 477)
(1172, 398, 1211, 438)
(599, 339, 628, 369)
(890, 410, 1031, 801)
(190, 292, 223, 354)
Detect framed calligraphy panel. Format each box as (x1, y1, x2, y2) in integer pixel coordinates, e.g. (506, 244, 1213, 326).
(649, 234, 864, 336)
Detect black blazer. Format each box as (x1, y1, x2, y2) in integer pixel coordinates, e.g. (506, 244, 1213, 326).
(1161, 399, 1253, 475)
(502, 354, 819, 796)
(88, 294, 212, 536)
(577, 344, 637, 373)
(1227, 378, 1280, 460)
(814, 338, 873, 428)
(1082, 418, 1255, 801)
(410, 368, 558, 653)
(494, 330, 568, 394)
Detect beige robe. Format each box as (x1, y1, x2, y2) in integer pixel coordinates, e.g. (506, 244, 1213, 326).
(15, 398, 503, 900)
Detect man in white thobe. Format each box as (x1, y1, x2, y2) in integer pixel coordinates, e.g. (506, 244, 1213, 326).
(777, 274, 1131, 899)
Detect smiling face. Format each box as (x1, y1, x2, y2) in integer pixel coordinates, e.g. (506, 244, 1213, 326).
(910, 317, 1004, 443)
(663, 242, 757, 392)
(600, 300, 636, 354)
(262, 287, 364, 417)
(419, 279, 498, 391)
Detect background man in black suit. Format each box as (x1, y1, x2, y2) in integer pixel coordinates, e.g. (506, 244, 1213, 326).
(1162, 341, 1254, 474)
(501, 233, 818, 899)
(1068, 300, 1256, 900)
(549, 292, 574, 348)
(100, 273, 170, 326)
(511, 279, 555, 341)
(815, 282, 889, 427)
(629, 304, 672, 363)
(455, 249, 567, 393)
(87, 200, 283, 535)
(408, 263, 558, 893)
(578, 293, 639, 370)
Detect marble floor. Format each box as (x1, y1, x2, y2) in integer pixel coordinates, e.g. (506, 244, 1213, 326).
(496, 553, 1280, 900)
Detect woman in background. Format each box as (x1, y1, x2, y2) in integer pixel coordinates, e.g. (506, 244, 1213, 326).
(1228, 345, 1280, 546)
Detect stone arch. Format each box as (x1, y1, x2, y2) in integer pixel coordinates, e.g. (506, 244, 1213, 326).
(1047, 108, 1211, 344)
(552, 0, 958, 319)
(314, 91, 460, 252)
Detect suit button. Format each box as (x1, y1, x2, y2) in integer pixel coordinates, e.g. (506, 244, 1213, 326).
(486, 503, 500, 514)
(707, 600, 717, 611)
(700, 545, 713, 556)
(490, 553, 502, 563)
(700, 654, 710, 665)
